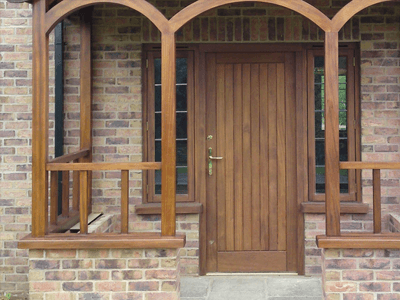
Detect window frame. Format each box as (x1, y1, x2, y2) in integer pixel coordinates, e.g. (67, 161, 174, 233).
(142, 46, 195, 203)
(307, 44, 361, 203)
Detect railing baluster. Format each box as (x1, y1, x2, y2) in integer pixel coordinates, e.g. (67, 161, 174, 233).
(80, 171, 88, 234)
(121, 170, 129, 234)
(72, 159, 80, 211)
(50, 171, 58, 225)
(373, 169, 382, 234)
(62, 171, 69, 217)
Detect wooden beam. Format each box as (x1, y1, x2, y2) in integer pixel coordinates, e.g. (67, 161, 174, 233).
(324, 31, 340, 237)
(135, 202, 203, 215)
(31, 0, 49, 237)
(373, 169, 381, 234)
(301, 202, 369, 214)
(48, 149, 89, 163)
(80, 8, 93, 214)
(161, 31, 177, 236)
(341, 161, 400, 170)
(46, 162, 162, 171)
(317, 234, 400, 249)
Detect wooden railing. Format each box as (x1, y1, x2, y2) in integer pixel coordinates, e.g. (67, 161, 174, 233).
(317, 161, 400, 249)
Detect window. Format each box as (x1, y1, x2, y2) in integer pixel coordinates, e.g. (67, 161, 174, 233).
(143, 48, 195, 203)
(307, 46, 361, 202)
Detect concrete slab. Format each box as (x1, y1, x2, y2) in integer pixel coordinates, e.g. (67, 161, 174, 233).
(180, 276, 211, 298)
(266, 277, 323, 297)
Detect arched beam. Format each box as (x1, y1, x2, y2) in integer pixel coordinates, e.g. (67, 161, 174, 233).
(332, 0, 392, 31)
(45, 0, 170, 35)
(169, 0, 333, 33)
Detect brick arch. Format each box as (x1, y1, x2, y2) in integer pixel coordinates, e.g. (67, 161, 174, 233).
(169, 0, 333, 33)
(45, 0, 170, 35)
(332, 0, 393, 31)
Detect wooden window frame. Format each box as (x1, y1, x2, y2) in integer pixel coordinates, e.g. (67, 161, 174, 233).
(307, 44, 361, 203)
(142, 45, 196, 204)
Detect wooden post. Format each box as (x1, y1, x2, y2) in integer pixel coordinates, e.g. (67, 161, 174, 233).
(79, 8, 93, 213)
(80, 171, 89, 234)
(72, 160, 80, 211)
(121, 170, 129, 234)
(373, 169, 381, 233)
(161, 30, 177, 236)
(62, 171, 69, 217)
(50, 171, 58, 225)
(324, 32, 341, 236)
(31, 0, 49, 237)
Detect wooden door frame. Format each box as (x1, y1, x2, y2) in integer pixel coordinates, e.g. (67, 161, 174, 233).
(196, 43, 307, 275)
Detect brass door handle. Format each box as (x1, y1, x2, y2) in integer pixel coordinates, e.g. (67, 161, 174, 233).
(208, 147, 223, 176)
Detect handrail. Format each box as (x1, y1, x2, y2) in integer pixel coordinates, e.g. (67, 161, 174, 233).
(340, 161, 400, 170)
(48, 148, 90, 163)
(46, 162, 162, 171)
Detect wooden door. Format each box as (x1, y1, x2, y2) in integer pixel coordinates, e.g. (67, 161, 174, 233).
(205, 52, 298, 273)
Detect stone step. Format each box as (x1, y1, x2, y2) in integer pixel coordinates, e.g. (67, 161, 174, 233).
(180, 275, 323, 300)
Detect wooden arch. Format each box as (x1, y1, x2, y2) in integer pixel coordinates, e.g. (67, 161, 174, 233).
(169, 0, 333, 33)
(332, 0, 393, 31)
(45, 0, 170, 35)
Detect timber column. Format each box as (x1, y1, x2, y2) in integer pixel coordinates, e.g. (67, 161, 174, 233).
(31, 0, 49, 237)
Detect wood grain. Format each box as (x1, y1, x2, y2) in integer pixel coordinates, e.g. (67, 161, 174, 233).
(317, 234, 400, 249)
(135, 202, 202, 215)
(79, 171, 88, 234)
(48, 149, 90, 163)
(46, 162, 162, 171)
(62, 171, 69, 217)
(50, 171, 58, 225)
(373, 169, 381, 234)
(340, 162, 400, 170)
(121, 170, 129, 234)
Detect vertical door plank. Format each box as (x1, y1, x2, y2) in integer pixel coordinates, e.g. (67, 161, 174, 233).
(121, 170, 129, 234)
(259, 64, 269, 251)
(285, 53, 298, 270)
(50, 171, 58, 225)
(233, 64, 244, 251)
(80, 171, 89, 234)
(268, 64, 278, 251)
(32, 0, 49, 237)
(277, 63, 287, 251)
(161, 32, 177, 236)
(242, 64, 252, 251)
(225, 64, 235, 251)
(325, 32, 341, 236)
(206, 54, 218, 271)
(216, 63, 226, 252)
(251, 64, 261, 251)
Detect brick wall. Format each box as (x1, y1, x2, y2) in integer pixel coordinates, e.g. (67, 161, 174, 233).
(29, 248, 180, 300)
(322, 248, 400, 300)
(1, 0, 400, 298)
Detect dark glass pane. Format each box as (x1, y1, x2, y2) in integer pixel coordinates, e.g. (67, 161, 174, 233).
(177, 167, 188, 194)
(339, 138, 348, 162)
(315, 112, 324, 138)
(339, 57, 347, 72)
(155, 86, 161, 111)
(177, 140, 187, 166)
(155, 114, 161, 139)
(155, 59, 161, 84)
(340, 168, 349, 193)
(314, 73, 323, 84)
(177, 113, 187, 139)
(155, 170, 161, 194)
(315, 140, 325, 166)
(176, 58, 187, 84)
(177, 85, 187, 111)
(339, 111, 347, 130)
(316, 166, 325, 194)
(315, 84, 324, 110)
(315, 56, 324, 68)
(155, 141, 161, 162)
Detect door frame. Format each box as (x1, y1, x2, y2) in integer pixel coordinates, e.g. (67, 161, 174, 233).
(195, 44, 307, 275)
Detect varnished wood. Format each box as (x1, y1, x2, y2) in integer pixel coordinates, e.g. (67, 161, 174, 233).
(317, 234, 400, 249)
(50, 171, 58, 225)
(31, 0, 49, 237)
(218, 251, 287, 272)
(80, 8, 93, 214)
(46, 162, 162, 171)
(135, 202, 203, 215)
(301, 202, 369, 214)
(161, 31, 177, 236)
(79, 171, 88, 234)
(45, 0, 169, 35)
(373, 169, 381, 234)
(49, 211, 80, 234)
(62, 171, 69, 217)
(169, 0, 332, 33)
(72, 169, 79, 211)
(48, 149, 89, 163)
(340, 162, 400, 170)
(324, 32, 341, 237)
(121, 170, 129, 234)
(19, 233, 186, 249)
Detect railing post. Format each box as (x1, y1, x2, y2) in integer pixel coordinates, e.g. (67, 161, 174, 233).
(324, 31, 341, 236)
(31, 0, 49, 237)
(161, 30, 177, 236)
(80, 171, 89, 234)
(50, 171, 58, 225)
(373, 169, 382, 233)
(72, 159, 80, 211)
(62, 171, 69, 217)
(121, 170, 129, 234)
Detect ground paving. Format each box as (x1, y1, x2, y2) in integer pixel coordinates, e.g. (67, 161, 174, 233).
(181, 275, 323, 300)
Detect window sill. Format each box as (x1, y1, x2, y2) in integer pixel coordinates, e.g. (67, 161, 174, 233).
(317, 233, 400, 249)
(135, 202, 202, 215)
(301, 202, 369, 214)
(19, 233, 186, 249)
